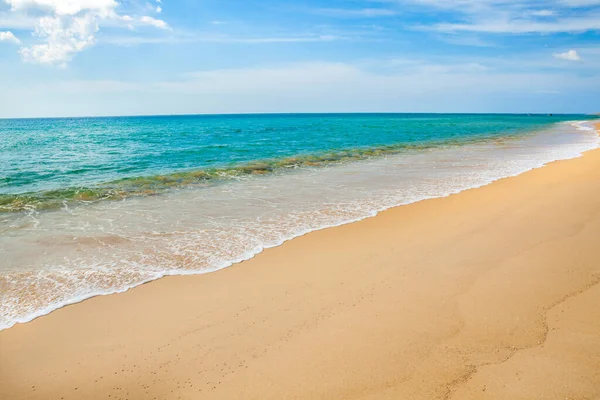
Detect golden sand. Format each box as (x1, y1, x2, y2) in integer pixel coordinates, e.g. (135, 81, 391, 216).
(1, 125, 600, 400)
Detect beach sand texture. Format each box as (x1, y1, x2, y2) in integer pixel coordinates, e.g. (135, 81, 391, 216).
(1, 124, 599, 400)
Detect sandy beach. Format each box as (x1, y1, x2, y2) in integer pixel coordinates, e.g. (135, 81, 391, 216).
(1, 123, 599, 400)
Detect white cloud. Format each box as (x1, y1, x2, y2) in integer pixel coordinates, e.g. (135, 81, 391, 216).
(554, 49, 581, 61)
(2, 0, 169, 65)
(400, 0, 600, 34)
(156, 6, 162, 13)
(430, 14, 600, 34)
(0, 30, 21, 44)
(401, 0, 599, 12)
(0, 12, 38, 29)
(49, 60, 595, 98)
(6, 60, 599, 117)
(530, 9, 555, 17)
(19, 14, 99, 66)
(140, 16, 169, 29)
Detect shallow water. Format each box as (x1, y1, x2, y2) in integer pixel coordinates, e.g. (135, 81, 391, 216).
(0, 114, 598, 330)
(0, 113, 588, 211)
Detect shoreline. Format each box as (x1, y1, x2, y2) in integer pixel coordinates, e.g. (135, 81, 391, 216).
(2, 120, 598, 331)
(0, 119, 589, 214)
(1, 122, 600, 399)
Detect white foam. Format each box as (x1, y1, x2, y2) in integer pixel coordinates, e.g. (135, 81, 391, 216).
(1, 120, 598, 331)
(570, 120, 596, 132)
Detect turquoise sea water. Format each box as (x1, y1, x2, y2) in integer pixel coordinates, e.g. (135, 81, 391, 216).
(1, 113, 598, 330)
(0, 113, 591, 211)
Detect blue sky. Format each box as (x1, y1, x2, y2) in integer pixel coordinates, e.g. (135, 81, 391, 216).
(0, 0, 599, 117)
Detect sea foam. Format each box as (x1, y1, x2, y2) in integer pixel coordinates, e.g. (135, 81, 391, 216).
(1, 119, 598, 331)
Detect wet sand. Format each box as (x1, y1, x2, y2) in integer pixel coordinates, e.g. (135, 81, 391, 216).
(1, 124, 600, 400)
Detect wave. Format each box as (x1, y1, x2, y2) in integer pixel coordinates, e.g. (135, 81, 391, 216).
(0, 134, 522, 213)
(1, 120, 597, 331)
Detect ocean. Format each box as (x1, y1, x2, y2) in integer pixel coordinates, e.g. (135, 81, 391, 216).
(1, 113, 598, 330)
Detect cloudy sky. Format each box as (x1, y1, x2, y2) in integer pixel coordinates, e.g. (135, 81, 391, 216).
(0, 0, 599, 117)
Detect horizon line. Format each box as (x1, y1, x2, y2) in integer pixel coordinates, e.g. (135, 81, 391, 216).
(1, 111, 597, 121)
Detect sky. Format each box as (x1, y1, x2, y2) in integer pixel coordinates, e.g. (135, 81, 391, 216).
(0, 0, 599, 117)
